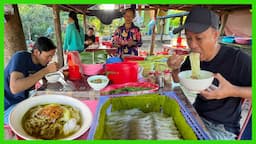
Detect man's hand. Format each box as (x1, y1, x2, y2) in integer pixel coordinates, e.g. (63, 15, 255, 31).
(167, 54, 186, 82)
(45, 62, 59, 74)
(200, 73, 235, 100)
(85, 40, 93, 45)
(167, 54, 186, 71)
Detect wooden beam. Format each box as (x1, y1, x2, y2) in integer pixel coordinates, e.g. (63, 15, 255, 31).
(52, 5, 64, 67)
(68, 6, 85, 14)
(57, 5, 75, 12)
(149, 9, 158, 55)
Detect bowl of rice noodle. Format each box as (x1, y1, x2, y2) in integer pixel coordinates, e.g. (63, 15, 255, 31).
(178, 52, 214, 93)
(9, 95, 92, 140)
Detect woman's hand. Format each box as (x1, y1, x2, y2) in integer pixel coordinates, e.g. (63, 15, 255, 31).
(127, 40, 136, 47)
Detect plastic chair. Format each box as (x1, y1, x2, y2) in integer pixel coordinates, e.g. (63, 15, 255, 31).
(237, 99, 252, 140)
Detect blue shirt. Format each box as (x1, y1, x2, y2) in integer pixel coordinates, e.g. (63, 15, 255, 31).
(63, 23, 85, 52)
(4, 51, 44, 110)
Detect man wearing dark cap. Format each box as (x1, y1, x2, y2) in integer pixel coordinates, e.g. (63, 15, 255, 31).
(167, 7, 251, 139)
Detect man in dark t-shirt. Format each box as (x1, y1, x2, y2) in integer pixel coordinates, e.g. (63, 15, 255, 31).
(167, 7, 251, 139)
(4, 37, 59, 124)
(84, 27, 95, 48)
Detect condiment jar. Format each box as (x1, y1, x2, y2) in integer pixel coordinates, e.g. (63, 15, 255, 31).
(163, 70, 172, 88)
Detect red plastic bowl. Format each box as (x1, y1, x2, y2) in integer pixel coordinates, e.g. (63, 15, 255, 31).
(235, 37, 251, 45)
(123, 56, 145, 62)
(101, 41, 112, 48)
(82, 64, 104, 76)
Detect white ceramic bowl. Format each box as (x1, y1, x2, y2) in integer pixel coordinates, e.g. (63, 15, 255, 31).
(178, 70, 214, 93)
(45, 71, 64, 83)
(9, 95, 92, 140)
(87, 75, 109, 91)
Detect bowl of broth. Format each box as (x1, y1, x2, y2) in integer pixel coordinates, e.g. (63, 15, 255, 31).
(178, 70, 214, 93)
(9, 95, 92, 140)
(87, 75, 109, 91)
(45, 71, 64, 83)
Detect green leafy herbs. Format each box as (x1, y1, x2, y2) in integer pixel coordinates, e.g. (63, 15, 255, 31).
(108, 87, 151, 95)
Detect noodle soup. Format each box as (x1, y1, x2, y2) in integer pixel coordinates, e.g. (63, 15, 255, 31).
(22, 104, 81, 139)
(9, 95, 92, 140)
(178, 70, 214, 93)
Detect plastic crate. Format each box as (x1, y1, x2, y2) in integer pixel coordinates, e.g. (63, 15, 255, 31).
(162, 91, 210, 140)
(88, 93, 201, 140)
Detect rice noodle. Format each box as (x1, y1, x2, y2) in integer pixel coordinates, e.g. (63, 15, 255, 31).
(22, 104, 81, 139)
(189, 52, 200, 79)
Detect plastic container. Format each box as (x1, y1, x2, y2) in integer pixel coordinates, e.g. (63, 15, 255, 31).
(69, 65, 82, 80)
(234, 37, 251, 45)
(221, 36, 235, 43)
(123, 55, 145, 62)
(82, 64, 104, 76)
(106, 57, 123, 64)
(67, 51, 82, 80)
(162, 91, 210, 140)
(67, 51, 81, 66)
(101, 41, 112, 48)
(88, 93, 198, 140)
(105, 62, 138, 84)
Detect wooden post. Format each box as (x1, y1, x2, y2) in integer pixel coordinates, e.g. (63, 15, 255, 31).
(178, 16, 184, 37)
(83, 9, 87, 33)
(52, 5, 64, 67)
(4, 4, 26, 67)
(160, 19, 165, 42)
(219, 13, 229, 36)
(149, 9, 158, 55)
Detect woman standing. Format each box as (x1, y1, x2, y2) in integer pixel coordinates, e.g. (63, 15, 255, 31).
(63, 11, 85, 53)
(112, 8, 142, 56)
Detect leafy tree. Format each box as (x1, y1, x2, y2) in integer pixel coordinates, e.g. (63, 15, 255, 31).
(18, 5, 54, 41)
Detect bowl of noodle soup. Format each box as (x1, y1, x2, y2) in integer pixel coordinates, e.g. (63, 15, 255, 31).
(178, 52, 214, 93)
(9, 95, 92, 140)
(178, 70, 214, 93)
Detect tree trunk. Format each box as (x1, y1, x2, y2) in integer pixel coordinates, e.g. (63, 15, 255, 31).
(4, 4, 26, 67)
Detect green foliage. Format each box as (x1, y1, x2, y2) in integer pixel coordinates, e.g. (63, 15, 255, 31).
(18, 4, 54, 41)
(87, 16, 124, 36)
(168, 10, 187, 28)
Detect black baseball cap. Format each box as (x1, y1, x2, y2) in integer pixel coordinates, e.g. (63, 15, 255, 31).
(173, 7, 219, 34)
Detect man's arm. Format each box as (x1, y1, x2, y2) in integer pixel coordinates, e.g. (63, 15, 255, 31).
(167, 54, 187, 82)
(232, 86, 251, 100)
(9, 63, 58, 94)
(200, 73, 252, 100)
(171, 69, 180, 83)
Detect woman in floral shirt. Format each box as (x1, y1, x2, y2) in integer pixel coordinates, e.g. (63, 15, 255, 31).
(112, 8, 142, 56)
